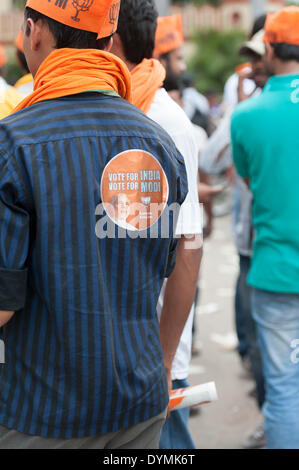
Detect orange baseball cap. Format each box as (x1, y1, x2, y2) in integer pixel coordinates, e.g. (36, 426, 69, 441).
(16, 31, 24, 53)
(154, 14, 184, 56)
(263, 6, 299, 46)
(0, 45, 7, 68)
(25, 0, 120, 39)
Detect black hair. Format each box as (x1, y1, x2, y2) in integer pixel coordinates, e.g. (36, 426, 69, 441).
(271, 42, 299, 63)
(24, 7, 111, 50)
(250, 14, 267, 39)
(16, 49, 30, 74)
(117, 0, 158, 64)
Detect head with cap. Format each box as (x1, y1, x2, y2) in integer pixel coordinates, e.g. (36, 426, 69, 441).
(263, 6, 299, 76)
(110, 0, 158, 70)
(154, 14, 186, 88)
(22, 0, 120, 77)
(239, 29, 269, 88)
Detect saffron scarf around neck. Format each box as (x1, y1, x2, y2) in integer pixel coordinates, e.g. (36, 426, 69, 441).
(13, 48, 132, 113)
(131, 58, 166, 114)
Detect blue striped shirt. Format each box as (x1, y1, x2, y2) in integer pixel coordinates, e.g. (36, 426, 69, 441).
(0, 93, 188, 438)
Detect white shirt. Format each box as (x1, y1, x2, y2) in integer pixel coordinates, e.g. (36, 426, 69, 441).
(223, 73, 256, 110)
(148, 88, 202, 380)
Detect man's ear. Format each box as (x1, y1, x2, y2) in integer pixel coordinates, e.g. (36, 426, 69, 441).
(104, 36, 113, 53)
(26, 18, 43, 52)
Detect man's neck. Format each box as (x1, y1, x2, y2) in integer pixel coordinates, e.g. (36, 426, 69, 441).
(274, 59, 299, 76)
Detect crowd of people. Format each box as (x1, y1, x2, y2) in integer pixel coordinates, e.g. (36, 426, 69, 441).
(0, 0, 298, 450)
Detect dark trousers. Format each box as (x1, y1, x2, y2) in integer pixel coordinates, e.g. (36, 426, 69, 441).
(235, 255, 265, 409)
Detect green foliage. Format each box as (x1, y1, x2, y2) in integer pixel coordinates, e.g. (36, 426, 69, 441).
(188, 29, 247, 94)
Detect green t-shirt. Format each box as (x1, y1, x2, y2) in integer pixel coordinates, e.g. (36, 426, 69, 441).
(231, 74, 299, 293)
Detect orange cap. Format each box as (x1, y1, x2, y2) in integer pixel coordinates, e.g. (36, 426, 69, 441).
(25, 0, 120, 39)
(263, 6, 299, 46)
(0, 45, 7, 68)
(154, 14, 184, 56)
(16, 31, 24, 53)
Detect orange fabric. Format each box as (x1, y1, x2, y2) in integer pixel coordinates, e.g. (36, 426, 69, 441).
(131, 59, 165, 113)
(26, 0, 120, 39)
(13, 48, 131, 113)
(0, 46, 7, 68)
(154, 14, 184, 56)
(16, 31, 24, 53)
(264, 6, 299, 46)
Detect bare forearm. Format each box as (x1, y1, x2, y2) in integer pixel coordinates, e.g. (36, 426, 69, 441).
(160, 236, 202, 373)
(0, 311, 15, 328)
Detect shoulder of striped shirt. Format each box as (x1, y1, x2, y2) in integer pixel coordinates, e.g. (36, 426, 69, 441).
(0, 94, 181, 159)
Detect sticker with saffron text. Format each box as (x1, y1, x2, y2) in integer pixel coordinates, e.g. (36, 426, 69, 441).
(101, 150, 169, 231)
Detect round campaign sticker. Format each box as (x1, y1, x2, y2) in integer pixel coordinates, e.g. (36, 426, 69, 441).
(101, 150, 169, 231)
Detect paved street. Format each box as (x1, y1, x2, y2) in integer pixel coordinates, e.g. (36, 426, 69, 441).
(188, 214, 262, 449)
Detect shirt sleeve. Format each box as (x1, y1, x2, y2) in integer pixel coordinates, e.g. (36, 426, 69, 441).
(164, 238, 179, 278)
(0, 159, 30, 311)
(231, 111, 250, 178)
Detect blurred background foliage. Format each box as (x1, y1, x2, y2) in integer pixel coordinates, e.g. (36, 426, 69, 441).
(6, 49, 23, 85)
(188, 29, 247, 94)
(6, 1, 25, 84)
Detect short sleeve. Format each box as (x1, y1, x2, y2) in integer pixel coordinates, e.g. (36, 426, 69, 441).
(0, 159, 30, 311)
(231, 111, 250, 178)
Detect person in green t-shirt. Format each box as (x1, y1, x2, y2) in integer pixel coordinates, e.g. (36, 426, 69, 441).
(231, 6, 299, 450)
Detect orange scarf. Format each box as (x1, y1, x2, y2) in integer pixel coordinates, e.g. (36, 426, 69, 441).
(131, 59, 166, 114)
(13, 48, 132, 113)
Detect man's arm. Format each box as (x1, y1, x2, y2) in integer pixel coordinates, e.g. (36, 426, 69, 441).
(231, 111, 250, 180)
(0, 311, 15, 328)
(159, 234, 202, 390)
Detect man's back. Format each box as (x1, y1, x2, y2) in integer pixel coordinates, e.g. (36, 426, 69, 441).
(0, 92, 187, 438)
(232, 74, 299, 293)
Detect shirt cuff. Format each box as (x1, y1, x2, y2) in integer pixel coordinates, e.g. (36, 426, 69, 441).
(0, 268, 28, 311)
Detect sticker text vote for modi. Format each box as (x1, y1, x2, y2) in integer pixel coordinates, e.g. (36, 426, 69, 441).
(108, 170, 162, 192)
